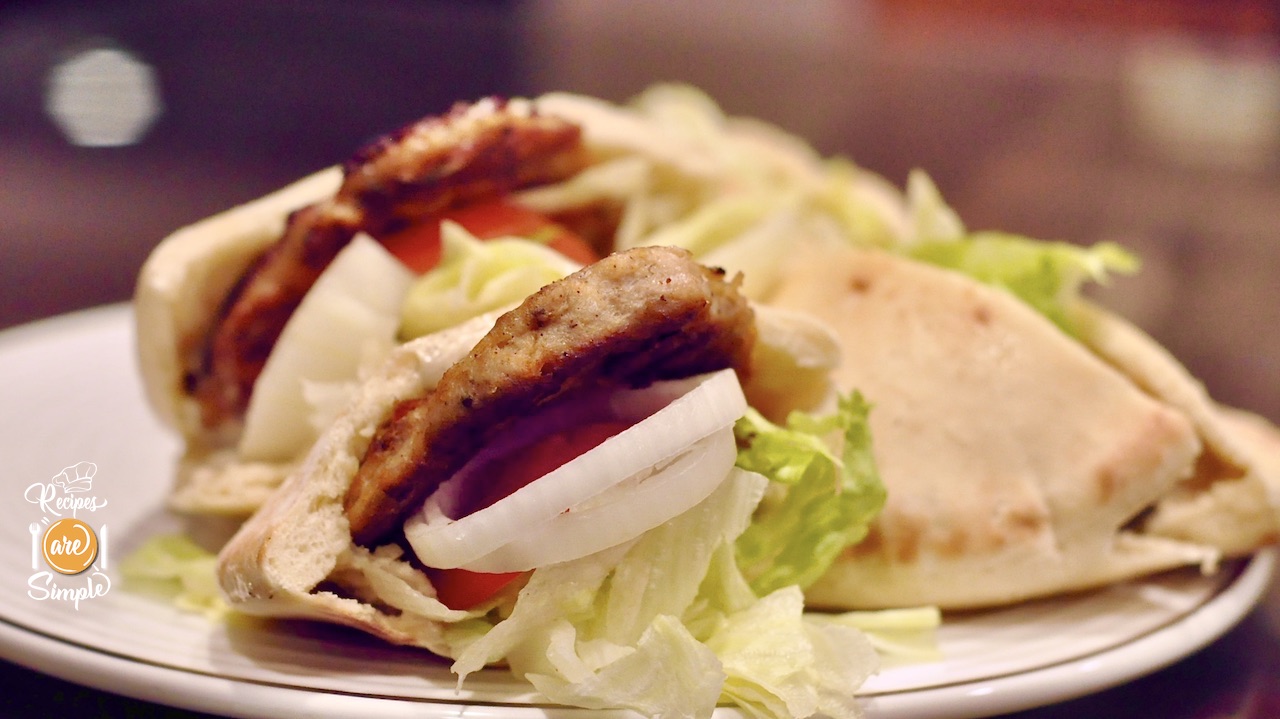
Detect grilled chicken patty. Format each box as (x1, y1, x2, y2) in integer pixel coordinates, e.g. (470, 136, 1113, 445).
(344, 246, 756, 546)
(190, 99, 589, 431)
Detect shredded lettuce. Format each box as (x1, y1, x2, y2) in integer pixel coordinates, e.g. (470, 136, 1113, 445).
(908, 232, 1139, 334)
(399, 222, 580, 339)
(807, 607, 943, 667)
(711, 587, 878, 719)
(528, 615, 727, 717)
(639, 195, 807, 299)
(892, 171, 1138, 333)
(118, 534, 227, 619)
(448, 469, 878, 719)
(903, 169, 966, 245)
(815, 160, 911, 250)
(734, 393, 885, 597)
(529, 86, 1144, 338)
(640, 195, 774, 258)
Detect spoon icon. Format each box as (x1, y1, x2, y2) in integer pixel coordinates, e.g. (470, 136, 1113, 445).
(29, 522, 41, 570)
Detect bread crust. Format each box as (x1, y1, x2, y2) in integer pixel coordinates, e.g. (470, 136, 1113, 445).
(216, 248, 756, 654)
(135, 98, 591, 515)
(773, 247, 1237, 610)
(1074, 301, 1280, 556)
(135, 167, 343, 444)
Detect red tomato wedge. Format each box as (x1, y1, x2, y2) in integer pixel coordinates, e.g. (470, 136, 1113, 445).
(429, 419, 632, 610)
(431, 568, 526, 611)
(379, 199, 600, 273)
(467, 420, 633, 514)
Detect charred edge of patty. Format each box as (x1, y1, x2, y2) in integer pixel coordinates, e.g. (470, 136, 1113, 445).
(341, 99, 588, 237)
(344, 247, 755, 546)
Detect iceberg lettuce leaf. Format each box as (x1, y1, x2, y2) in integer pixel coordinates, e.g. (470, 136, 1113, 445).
(119, 534, 227, 619)
(449, 470, 768, 712)
(399, 222, 579, 339)
(908, 231, 1139, 334)
(905, 169, 966, 245)
(710, 587, 877, 719)
(450, 468, 878, 718)
(527, 615, 726, 719)
(808, 606, 943, 667)
(734, 392, 885, 597)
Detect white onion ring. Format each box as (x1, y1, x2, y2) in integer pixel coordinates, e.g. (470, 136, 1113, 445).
(403, 368, 746, 572)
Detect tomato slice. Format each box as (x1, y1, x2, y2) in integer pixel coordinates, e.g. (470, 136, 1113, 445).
(431, 568, 526, 611)
(428, 419, 632, 610)
(379, 199, 600, 273)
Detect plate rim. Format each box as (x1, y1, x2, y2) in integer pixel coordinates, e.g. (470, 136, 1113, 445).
(0, 304, 1274, 719)
(862, 547, 1275, 718)
(1, 548, 1270, 719)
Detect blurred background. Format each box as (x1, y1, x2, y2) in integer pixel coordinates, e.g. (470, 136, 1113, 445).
(2, 0, 1278, 420)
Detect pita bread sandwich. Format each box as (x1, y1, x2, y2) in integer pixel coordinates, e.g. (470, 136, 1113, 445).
(492, 87, 1280, 609)
(138, 82, 1279, 617)
(766, 240, 1279, 611)
(132, 86, 849, 516)
(215, 245, 885, 719)
(134, 97, 596, 514)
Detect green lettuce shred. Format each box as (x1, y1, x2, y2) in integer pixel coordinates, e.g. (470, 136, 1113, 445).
(399, 222, 580, 340)
(119, 533, 228, 619)
(734, 392, 886, 597)
(903, 169, 966, 245)
(807, 606, 943, 667)
(527, 85, 1144, 338)
(908, 232, 1139, 334)
(449, 469, 880, 719)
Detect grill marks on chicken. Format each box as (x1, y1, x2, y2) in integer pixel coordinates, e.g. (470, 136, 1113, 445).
(190, 99, 589, 431)
(343, 246, 757, 546)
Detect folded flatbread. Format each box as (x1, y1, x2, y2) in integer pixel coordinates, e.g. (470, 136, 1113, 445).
(136, 168, 342, 513)
(1075, 301, 1280, 554)
(216, 244, 836, 638)
(771, 245, 1279, 610)
(136, 98, 590, 515)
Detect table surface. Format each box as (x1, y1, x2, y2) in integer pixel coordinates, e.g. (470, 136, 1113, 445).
(2, 2, 1278, 717)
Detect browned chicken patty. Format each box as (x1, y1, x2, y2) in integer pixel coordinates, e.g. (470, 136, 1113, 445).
(189, 99, 590, 431)
(344, 245, 756, 546)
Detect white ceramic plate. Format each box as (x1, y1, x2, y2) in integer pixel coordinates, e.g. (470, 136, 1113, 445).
(0, 305, 1272, 719)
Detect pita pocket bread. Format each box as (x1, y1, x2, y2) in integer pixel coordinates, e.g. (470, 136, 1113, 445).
(214, 308, 502, 650)
(212, 247, 888, 719)
(217, 243, 754, 611)
(135, 98, 592, 515)
(1073, 301, 1280, 555)
(134, 87, 832, 517)
(769, 245, 1277, 610)
(134, 167, 342, 513)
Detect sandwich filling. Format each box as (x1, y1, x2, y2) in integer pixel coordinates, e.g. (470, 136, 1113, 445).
(212, 245, 891, 719)
(403, 369, 746, 573)
(190, 99, 590, 433)
(342, 245, 757, 546)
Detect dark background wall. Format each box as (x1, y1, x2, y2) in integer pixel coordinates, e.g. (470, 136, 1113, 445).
(2, 0, 1278, 420)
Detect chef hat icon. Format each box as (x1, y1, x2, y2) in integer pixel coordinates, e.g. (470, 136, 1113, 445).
(52, 461, 97, 493)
